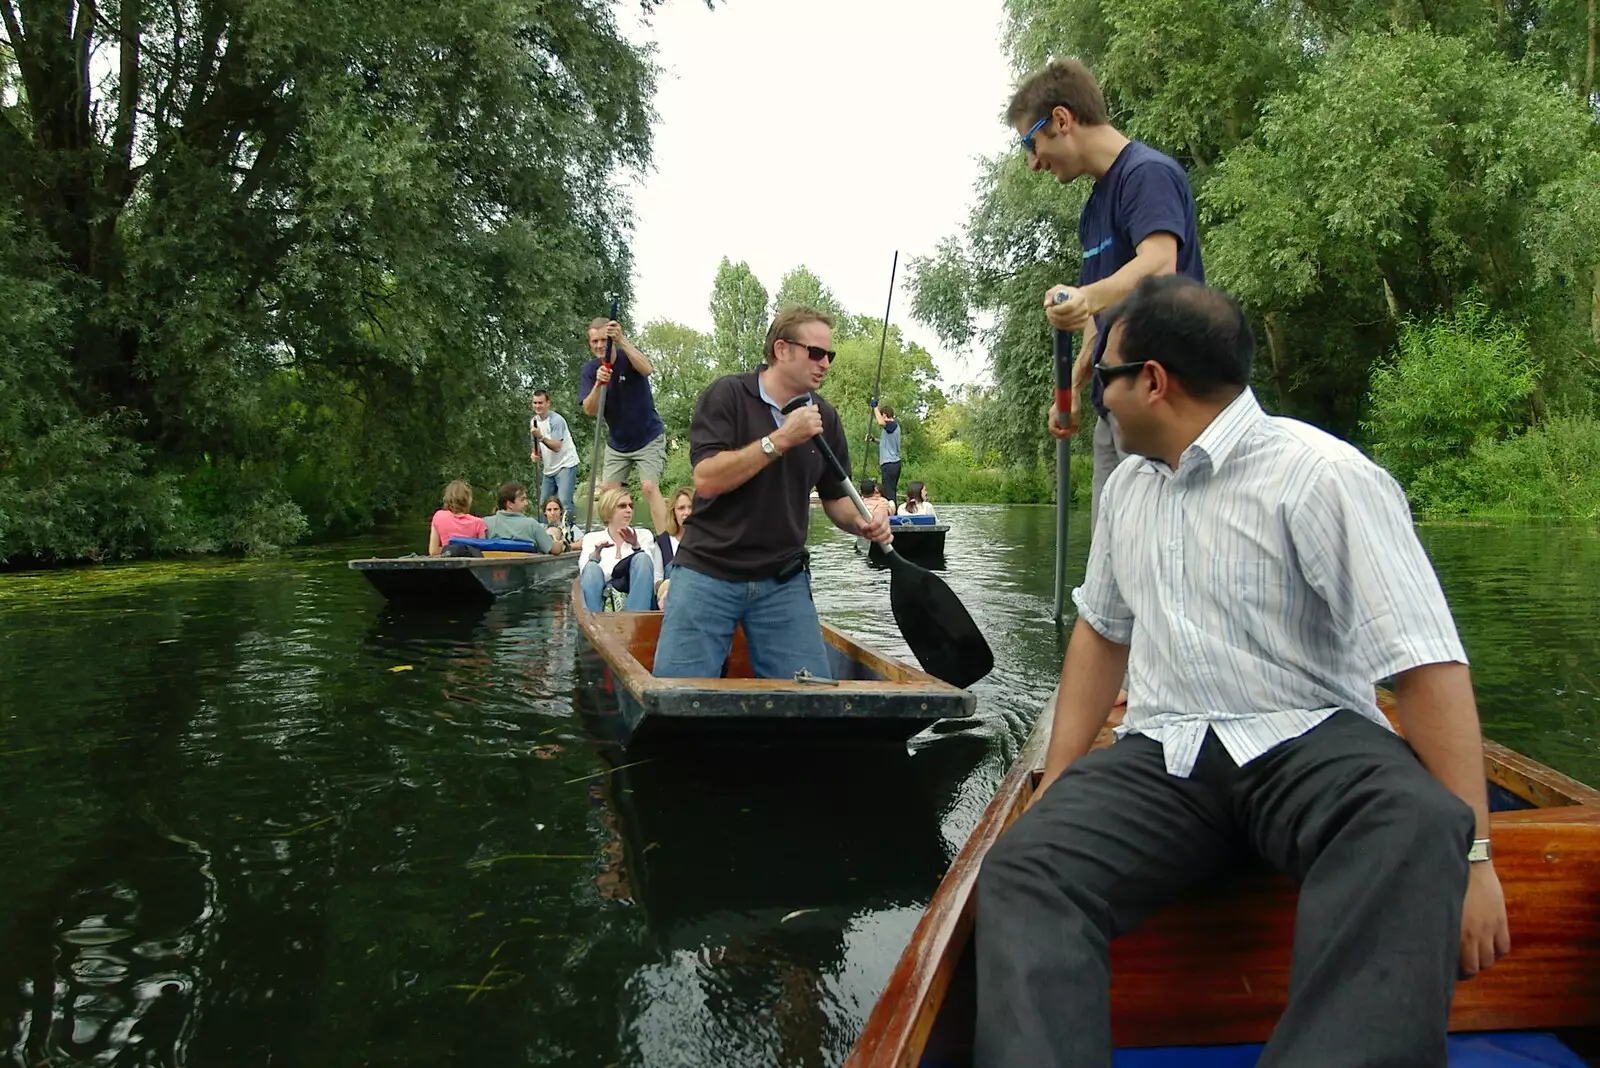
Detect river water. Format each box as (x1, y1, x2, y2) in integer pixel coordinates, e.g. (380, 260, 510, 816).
(1, 506, 1595, 1066)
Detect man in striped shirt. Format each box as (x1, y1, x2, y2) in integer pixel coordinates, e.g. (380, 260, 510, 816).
(976, 275, 1510, 1067)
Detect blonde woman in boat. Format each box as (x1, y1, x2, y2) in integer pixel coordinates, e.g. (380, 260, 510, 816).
(577, 486, 662, 612)
(653, 485, 694, 608)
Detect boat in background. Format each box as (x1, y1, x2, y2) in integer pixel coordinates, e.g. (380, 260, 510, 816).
(570, 578, 975, 747)
(349, 545, 576, 604)
(846, 691, 1600, 1066)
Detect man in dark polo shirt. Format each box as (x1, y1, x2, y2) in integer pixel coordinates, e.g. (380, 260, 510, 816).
(652, 306, 892, 680)
(579, 317, 669, 533)
(1008, 58, 1205, 528)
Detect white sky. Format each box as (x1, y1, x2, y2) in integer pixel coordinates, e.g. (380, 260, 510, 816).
(621, 0, 1017, 387)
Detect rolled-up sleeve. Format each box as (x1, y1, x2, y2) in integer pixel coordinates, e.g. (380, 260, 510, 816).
(1071, 475, 1134, 645)
(1289, 458, 1467, 681)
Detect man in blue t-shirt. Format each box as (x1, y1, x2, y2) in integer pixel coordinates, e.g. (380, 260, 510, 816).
(579, 317, 668, 532)
(1007, 58, 1206, 527)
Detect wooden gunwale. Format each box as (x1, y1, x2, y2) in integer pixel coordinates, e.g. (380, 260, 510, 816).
(845, 692, 1600, 1067)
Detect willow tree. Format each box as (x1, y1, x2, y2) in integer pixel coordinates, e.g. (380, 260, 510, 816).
(0, 0, 672, 560)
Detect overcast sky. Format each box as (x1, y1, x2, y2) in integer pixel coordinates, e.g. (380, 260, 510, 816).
(621, 0, 1017, 387)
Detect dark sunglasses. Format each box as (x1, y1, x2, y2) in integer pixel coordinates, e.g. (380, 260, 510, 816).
(1020, 114, 1051, 154)
(1094, 360, 1152, 389)
(782, 339, 836, 362)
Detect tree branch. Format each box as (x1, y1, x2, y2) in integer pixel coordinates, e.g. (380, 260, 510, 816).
(107, 0, 140, 202)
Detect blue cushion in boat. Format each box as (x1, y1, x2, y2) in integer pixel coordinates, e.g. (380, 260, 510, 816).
(1111, 1033, 1587, 1066)
(889, 514, 938, 526)
(448, 536, 541, 553)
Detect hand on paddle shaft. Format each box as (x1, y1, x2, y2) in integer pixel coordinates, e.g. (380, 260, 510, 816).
(1047, 286, 1084, 439)
(778, 396, 995, 689)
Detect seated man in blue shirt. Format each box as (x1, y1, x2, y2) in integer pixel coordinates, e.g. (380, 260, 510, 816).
(975, 276, 1509, 1067)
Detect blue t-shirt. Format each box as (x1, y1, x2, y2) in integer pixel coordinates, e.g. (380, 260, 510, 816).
(878, 420, 901, 464)
(1079, 141, 1204, 415)
(580, 355, 665, 452)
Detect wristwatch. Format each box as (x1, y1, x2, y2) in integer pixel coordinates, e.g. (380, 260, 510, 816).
(760, 435, 779, 459)
(1468, 837, 1492, 863)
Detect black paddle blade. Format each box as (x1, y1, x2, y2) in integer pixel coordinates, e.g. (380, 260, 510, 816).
(886, 551, 993, 689)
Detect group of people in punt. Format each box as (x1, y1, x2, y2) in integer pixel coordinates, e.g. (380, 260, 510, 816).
(434, 53, 1511, 1066)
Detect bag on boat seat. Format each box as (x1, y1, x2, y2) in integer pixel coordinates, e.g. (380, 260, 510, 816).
(441, 541, 484, 557)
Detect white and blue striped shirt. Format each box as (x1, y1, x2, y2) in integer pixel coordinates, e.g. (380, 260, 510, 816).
(1072, 388, 1468, 777)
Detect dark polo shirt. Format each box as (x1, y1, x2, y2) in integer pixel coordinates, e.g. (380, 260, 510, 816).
(672, 370, 850, 582)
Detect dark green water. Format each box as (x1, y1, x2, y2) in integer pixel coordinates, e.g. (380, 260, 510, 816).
(0, 508, 1595, 1066)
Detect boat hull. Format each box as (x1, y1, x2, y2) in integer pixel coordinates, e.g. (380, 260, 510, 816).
(846, 695, 1600, 1065)
(571, 578, 976, 747)
(349, 552, 578, 604)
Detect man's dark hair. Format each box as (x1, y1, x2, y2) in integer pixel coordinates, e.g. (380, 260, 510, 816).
(879, 404, 895, 420)
(532, 389, 550, 401)
(1100, 276, 1253, 401)
(861, 478, 879, 496)
(1005, 59, 1109, 129)
(496, 480, 527, 511)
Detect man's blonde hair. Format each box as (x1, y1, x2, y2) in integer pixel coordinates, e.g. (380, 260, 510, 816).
(763, 306, 833, 363)
(442, 480, 473, 515)
(587, 318, 610, 334)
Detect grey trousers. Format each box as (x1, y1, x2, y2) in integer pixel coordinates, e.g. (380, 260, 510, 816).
(975, 711, 1474, 1067)
(1089, 411, 1127, 531)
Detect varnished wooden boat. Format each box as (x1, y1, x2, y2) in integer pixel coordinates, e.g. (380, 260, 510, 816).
(846, 693, 1600, 1066)
(570, 577, 976, 746)
(349, 551, 577, 604)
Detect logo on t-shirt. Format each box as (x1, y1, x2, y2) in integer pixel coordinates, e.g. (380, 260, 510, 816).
(1083, 237, 1114, 261)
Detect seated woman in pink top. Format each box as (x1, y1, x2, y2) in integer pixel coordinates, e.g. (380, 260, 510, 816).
(428, 480, 488, 555)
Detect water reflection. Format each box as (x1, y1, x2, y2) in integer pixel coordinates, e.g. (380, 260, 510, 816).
(0, 510, 1593, 1067)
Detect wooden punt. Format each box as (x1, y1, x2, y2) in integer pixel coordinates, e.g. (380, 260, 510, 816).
(570, 578, 976, 747)
(845, 693, 1600, 1066)
(348, 551, 577, 604)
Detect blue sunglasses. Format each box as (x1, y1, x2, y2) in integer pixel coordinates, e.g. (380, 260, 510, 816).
(1020, 114, 1051, 154)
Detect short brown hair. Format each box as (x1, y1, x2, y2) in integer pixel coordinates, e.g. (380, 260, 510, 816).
(442, 480, 473, 515)
(496, 481, 526, 511)
(587, 318, 609, 333)
(879, 403, 894, 419)
(763, 306, 834, 363)
(1006, 58, 1108, 128)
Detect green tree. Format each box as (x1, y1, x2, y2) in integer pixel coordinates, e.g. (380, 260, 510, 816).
(707, 258, 769, 374)
(637, 319, 712, 442)
(770, 265, 845, 322)
(0, 0, 667, 561)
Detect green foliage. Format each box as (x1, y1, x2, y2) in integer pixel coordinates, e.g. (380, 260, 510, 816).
(908, 454, 1091, 505)
(708, 258, 770, 374)
(638, 319, 713, 444)
(917, 0, 1600, 478)
(1407, 417, 1600, 519)
(771, 265, 846, 322)
(1364, 300, 1540, 486)
(1, 0, 661, 562)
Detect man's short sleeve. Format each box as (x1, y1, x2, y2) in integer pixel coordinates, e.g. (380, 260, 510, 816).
(884, 420, 898, 435)
(1070, 468, 1134, 644)
(1121, 160, 1193, 252)
(578, 360, 598, 406)
(1289, 458, 1467, 680)
(548, 412, 568, 442)
(688, 378, 740, 468)
(815, 405, 850, 500)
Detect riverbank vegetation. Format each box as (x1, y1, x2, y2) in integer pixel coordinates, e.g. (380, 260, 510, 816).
(908, 0, 1600, 518)
(6, 0, 1599, 565)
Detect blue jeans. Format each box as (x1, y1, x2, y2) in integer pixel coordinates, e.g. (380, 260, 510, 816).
(541, 466, 578, 523)
(580, 554, 656, 612)
(651, 565, 830, 679)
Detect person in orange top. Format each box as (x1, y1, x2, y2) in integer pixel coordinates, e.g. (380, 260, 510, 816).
(428, 480, 487, 555)
(859, 478, 894, 522)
